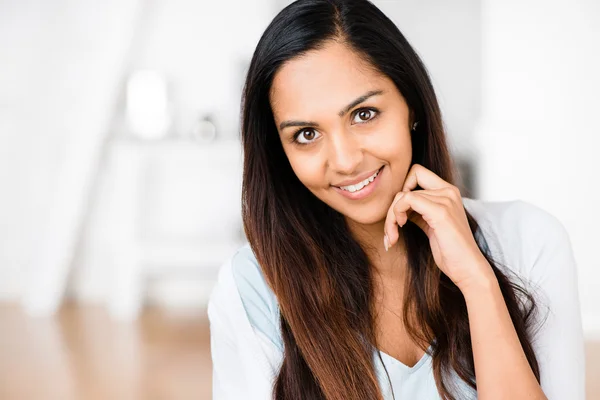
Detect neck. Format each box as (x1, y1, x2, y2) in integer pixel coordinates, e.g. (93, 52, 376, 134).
(346, 218, 408, 285)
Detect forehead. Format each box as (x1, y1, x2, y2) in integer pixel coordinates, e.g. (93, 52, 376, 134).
(269, 41, 389, 119)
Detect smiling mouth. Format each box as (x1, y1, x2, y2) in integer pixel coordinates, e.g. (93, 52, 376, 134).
(334, 166, 384, 193)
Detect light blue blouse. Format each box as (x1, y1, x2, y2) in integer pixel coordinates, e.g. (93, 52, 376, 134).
(230, 217, 491, 399)
(210, 198, 586, 399)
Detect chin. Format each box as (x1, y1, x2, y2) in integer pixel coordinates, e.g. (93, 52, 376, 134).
(343, 209, 386, 226)
(322, 198, 387, 226)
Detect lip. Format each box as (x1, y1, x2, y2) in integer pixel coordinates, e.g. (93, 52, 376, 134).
(332, 167, 383, 187)
(331, 166, 384, 200)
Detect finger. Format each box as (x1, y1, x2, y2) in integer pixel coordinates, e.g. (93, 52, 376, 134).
(402, 164, 455, 192)
(387, 192, 447, 247)
(404, 193, 444, 236)
(410, 190, 453, 208)
(384, 191, 435, 246)
(401, 191, 448, 234)
(411, 187, 458, 199)
(383, 189, 454, 250)
(384, 192, 406, 249)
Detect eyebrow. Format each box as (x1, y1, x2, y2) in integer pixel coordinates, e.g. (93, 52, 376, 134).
(278, 89, 384, 131)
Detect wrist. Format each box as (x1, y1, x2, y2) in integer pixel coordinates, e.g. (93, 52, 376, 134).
(457, 261, 499, 300)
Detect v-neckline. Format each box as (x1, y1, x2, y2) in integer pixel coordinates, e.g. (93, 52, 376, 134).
(377, 343, 433, 374)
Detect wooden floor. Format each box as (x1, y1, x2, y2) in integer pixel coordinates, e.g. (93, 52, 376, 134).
(0, 302, 598, 399)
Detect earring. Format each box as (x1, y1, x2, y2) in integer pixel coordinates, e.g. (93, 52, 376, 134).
(411, 121, 419, 132)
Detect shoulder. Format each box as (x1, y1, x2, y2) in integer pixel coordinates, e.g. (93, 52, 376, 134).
(231, 243, 281, 330)
(209, 242, 283, 352)
(462, 197, 574, 285)
(464, 198, 584, 398)
(464, 197, 568, 242)
(207, 244, 287, 395)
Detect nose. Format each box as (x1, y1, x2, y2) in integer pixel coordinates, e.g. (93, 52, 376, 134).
(327, 131, 363, 175)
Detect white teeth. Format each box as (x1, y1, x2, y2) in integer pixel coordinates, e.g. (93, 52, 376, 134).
(339, 168, 380, 192)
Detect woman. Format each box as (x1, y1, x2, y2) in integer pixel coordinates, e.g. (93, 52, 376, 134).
(208, 0, 585, 399)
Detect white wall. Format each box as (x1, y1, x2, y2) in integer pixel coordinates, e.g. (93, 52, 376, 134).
(474, 0, 600, 335)
(0, 0, 141, 299)
(128, 0, 275, 140)
(0, 0, 274, 308)
(70, 0, 274, 308)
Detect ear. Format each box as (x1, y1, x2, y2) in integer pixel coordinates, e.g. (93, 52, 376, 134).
(408, 108, 416, 129)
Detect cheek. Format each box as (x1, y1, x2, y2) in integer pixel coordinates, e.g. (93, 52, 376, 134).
(367, 127, 412, 162)
(362, 114, 411, 150)
(288, 155, 324, 189)
(386, 140, 412, 162)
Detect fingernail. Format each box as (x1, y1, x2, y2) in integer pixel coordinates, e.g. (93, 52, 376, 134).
(384, 233, 389, 252)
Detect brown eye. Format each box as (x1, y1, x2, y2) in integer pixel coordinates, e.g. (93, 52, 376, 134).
(358, 110, 372, 120)
(302, 130, 315, 140)
(293, 128, 321, 145)
(352, 107, 379, 124)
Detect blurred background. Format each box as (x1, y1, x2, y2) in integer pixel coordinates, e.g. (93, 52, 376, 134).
(0, 0, 598, 399)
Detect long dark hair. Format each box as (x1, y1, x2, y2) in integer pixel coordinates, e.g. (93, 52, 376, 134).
(240, 1, 543, 399)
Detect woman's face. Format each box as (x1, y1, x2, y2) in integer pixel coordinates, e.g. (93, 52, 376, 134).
(269, 40, 414, 227)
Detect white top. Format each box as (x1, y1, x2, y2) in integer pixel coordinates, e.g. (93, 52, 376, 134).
(207, 197, 586, 399)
